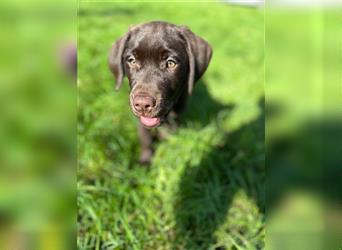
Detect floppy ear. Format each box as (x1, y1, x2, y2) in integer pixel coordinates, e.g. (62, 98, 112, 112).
(108, 34, 129, 91)
(182, 27, 213, 95)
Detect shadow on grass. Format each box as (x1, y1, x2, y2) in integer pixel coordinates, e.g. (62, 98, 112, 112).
(266, 116, 342, 212)
(173, 84, 265, 249)
(178, 81, 234, 127)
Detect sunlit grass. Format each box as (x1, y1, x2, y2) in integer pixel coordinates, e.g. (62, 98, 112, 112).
(78, 2, 264, 249)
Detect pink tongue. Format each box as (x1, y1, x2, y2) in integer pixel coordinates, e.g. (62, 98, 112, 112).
(140, 116, 160, 127)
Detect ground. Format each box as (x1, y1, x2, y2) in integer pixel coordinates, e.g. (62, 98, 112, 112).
(78, 2, 264, 249)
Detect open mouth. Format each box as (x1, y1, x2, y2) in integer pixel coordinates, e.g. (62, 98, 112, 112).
(139, 116, 161, 128)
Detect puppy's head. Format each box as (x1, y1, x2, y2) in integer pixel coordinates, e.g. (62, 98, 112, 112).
(109, 21, 212, 128)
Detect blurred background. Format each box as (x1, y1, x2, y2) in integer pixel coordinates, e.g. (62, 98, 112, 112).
(1, 0, 341, 249)
(266, 3, 342, 250)
(0, 0, 75, 249)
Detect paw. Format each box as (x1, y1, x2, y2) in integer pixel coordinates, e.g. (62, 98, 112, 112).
(139, 149, 153, 165)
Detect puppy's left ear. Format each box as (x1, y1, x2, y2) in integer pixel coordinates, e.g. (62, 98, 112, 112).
(108, 33, 129, 91)
(181, 27, 213, 95)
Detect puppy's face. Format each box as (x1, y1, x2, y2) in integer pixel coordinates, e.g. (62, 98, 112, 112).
(109, 21, 212, 128)
(124, 25, 190, 128)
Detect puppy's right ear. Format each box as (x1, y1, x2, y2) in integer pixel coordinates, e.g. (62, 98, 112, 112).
(108, 34, 129, 91)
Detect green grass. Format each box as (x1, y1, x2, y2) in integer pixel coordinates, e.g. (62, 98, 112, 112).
(78, 2, 264, 249)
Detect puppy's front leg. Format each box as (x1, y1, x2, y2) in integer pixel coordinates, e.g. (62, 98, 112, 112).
(138, 123, 153, 164)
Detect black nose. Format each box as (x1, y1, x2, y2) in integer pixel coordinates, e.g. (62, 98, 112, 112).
(133, 94, 156, 113)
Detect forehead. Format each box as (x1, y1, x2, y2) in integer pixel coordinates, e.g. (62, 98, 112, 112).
(125, 23, 186, 56)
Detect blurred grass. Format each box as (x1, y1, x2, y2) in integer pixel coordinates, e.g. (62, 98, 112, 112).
(78, 2, 264, 250)
(265, 9, 342, 250)
(0, 1, 75, 249)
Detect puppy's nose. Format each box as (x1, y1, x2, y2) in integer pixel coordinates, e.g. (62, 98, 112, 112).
(133, 94, 156, 113)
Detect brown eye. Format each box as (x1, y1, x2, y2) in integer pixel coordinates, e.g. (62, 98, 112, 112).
(127, 56, 136, 65)
(166, 59, 177, 69)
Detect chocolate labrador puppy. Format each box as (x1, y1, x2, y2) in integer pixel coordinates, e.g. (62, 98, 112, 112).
(109, 21, 212, 164)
